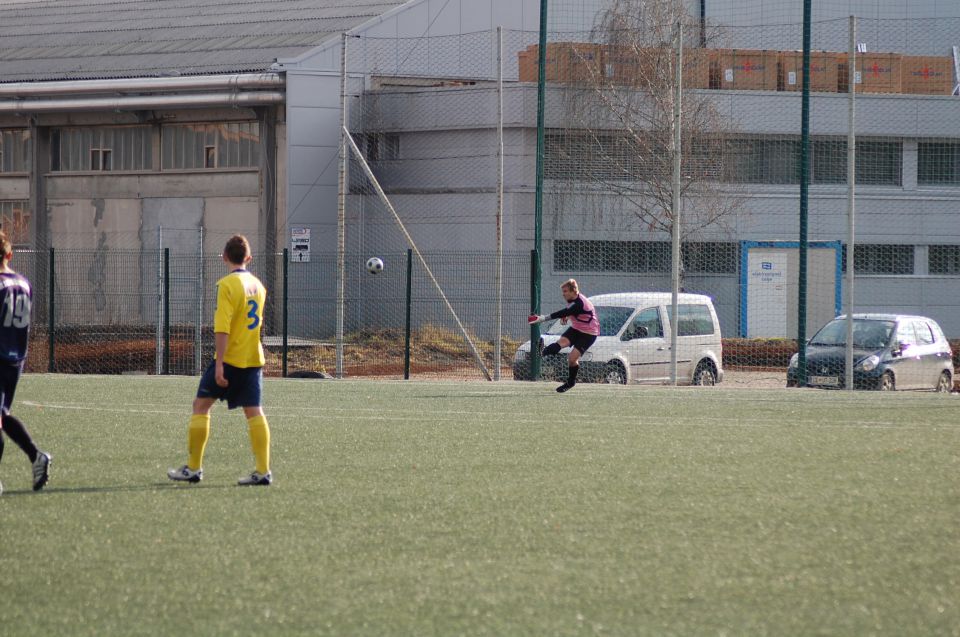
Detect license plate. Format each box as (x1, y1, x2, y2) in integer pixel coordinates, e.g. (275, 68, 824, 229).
(809, 375, 839, 386)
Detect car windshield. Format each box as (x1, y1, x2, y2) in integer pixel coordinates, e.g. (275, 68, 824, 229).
(544, 305, 633, 337)
(809, 319, 894, 348)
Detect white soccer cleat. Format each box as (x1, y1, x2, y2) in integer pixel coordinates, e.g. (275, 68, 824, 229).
(32, 451, 51, 491)
(237, 470, 272, 486)
(167, 465, 203, 483)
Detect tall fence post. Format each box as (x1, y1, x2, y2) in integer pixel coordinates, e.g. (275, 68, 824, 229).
(282, 248, 289, 378)
(404, 248, 413, 380)
(47, 247, 54, 373)
(163, 248, 170, 375)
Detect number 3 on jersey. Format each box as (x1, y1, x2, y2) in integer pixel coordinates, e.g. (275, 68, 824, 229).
(1, 292, 30, 328)
(246, 299, 260, 330)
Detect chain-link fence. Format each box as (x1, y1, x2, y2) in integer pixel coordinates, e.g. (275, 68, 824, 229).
(12, 3, 960, 387)
(18, 245, 530, 379)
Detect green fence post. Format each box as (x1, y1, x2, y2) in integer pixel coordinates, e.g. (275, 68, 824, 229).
(404, 248, 413, 380)
(163, 248, 170, 375)
(529, 249, 540, 380)
(48, 247, 54, 373)
(282, 248, 289, 378)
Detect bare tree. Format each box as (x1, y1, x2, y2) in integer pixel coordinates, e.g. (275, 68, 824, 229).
(549, 0, 744, 251)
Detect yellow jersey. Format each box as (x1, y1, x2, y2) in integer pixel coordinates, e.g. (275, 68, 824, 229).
(213, 269, 266, 368)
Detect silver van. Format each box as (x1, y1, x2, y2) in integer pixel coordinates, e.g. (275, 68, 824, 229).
(514, 292, 724, 385)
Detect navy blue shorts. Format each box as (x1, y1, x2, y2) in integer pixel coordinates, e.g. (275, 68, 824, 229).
(562, 328, 597, 355)
(196, 361, 263, 409)
(0, 361, 23, 416)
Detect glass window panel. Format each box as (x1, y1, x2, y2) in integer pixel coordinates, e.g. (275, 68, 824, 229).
(929, 245, 960, 274)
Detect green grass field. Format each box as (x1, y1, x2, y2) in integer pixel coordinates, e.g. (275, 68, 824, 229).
(1, 374, 958, 636)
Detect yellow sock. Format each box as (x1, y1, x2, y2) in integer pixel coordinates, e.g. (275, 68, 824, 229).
(187, 414, 211, 471)
(247, 415, 271, 475)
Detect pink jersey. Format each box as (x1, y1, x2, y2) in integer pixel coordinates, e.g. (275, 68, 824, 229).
(569, 294, 600, 336)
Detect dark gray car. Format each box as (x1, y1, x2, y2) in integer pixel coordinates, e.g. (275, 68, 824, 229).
(787, 314, 954, 391)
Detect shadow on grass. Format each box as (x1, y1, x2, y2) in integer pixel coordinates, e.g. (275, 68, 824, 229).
(1, 482, 237, 496)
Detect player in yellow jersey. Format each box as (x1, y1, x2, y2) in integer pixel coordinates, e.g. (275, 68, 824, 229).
(168, 235, 272, 486)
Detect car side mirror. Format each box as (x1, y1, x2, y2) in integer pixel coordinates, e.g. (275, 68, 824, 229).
(892, 341, 908, 357)
(636, 325, 648, 339)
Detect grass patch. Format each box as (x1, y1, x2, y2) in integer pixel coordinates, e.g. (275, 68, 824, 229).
(1, 376, 958, 635)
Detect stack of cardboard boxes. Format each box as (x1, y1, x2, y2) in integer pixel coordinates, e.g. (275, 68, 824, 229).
(519, 43, 957, 96)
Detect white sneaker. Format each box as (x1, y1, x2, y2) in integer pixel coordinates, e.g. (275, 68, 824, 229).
(32, 451, 51, 491)
(237, 471, 272, 486)
(167, 465, 203, 483)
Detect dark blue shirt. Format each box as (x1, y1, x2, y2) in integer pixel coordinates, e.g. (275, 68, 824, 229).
(0, 271, 32, 363)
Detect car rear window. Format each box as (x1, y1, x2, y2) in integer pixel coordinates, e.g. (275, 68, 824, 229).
(677, 304, 715, 336)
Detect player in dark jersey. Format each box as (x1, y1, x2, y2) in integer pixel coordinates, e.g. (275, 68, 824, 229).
(0, 231, 51, 495)
(528, 279, 600, 392)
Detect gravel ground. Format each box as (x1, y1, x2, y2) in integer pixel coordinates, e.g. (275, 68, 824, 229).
(722, 369, 788, 389)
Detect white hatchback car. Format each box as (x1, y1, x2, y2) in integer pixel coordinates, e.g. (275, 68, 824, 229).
(513, 292, 724, 385)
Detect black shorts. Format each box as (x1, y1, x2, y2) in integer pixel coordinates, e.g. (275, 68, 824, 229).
(196, 361, 263, 410)
(0, 360, 23, 416)
(562, 328, 597, 355)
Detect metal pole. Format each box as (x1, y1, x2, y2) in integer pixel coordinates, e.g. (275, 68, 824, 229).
(282, 248, 289, 378)
(163, 248, 170, 375)
(670, 22, 684, 386)
(797, 0, 812, 387)
(845, 16, 857, 391)
(495, 26, 504, 382)
(335, 31, 349, 379)
(531, 0, 548, 381)
(47, 247, 54, 373)
(404, 248, 413, 380)
(156, 226, 163, 375)
(195, 226, 204, 375)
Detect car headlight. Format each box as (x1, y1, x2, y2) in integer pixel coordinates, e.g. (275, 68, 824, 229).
(859, 354, 880, 372)
(788, 353, 799, 369)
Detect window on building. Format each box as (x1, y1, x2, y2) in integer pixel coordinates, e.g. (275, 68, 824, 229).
(682, 242, 739, 274)
(843, 244, 914, 275)
(918, 141, 960, 185)
(554, 240, 737, 274)
(0, 129, 32, 173)
(0, 201, 30, 246)
(856, 140, 901, 186)
(364, 133, 400, 162)
(161, 122, 260, 170)
(545, 131, 667, 182)
(555, 239, 671, 273)
(929, 245, 960, 274)
(51, 126, 151, 172)
(723, 138, 800, 184)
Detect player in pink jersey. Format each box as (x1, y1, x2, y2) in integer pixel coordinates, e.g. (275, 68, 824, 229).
(528, 279, 599, 392)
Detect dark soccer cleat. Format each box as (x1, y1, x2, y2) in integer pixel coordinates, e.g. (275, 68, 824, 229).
(556, 382, 574, 393)
(167, 465, 203, 483)
(237, 470, 272, 486)
(32, 451, 51, 491)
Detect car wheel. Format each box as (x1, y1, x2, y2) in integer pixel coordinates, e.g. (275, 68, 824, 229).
(604, 362, 627, 385)
(786, 378, 798, 388)
(878, 371, 895, 391)
(935, 370, 952, 393)
(693, 360, 717, 386)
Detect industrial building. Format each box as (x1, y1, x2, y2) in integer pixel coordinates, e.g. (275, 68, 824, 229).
(2, 0, 960, 340)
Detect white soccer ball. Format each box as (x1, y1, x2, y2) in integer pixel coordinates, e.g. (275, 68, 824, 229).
(366, 257, 384, 274)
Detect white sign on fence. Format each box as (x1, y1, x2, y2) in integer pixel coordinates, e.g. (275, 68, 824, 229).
(291, 228, 310, 262)
(747, 251, 788, 337)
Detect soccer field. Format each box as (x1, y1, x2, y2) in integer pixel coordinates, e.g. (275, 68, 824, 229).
(1, 375, 958, 636)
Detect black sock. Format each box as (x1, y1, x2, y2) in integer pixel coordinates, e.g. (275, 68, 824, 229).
(568, 365, 580, 386)
(1, 415, 38, 463)
(543, 342, 562, 356)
